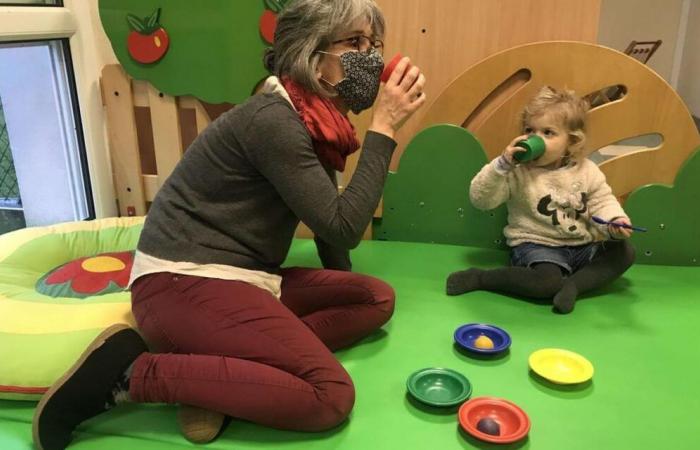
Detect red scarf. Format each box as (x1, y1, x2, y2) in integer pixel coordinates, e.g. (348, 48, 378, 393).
(281, 78, 360, 172)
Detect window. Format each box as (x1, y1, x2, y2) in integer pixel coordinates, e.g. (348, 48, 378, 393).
(0, 1, 114, 234)
(0, 92, 24, 232)
(0, 40, 93, 232)
(0, 1, 61, 5)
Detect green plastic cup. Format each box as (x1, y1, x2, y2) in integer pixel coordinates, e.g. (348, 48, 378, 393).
(514, 135, 545, 162)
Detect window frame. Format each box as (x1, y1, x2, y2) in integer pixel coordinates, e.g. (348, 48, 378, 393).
(0, 1, 63, 7)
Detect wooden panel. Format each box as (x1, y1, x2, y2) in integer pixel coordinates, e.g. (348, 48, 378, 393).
(177, 108, 199, 153)
(194, 105, 210, 135)
(180, 96, 212, 135)
(142, 174, 158, 202)
(344, 0, 601, 219)
(295, 222, 314, 239)
(346, 0, 601, 173)
(102, 69, 380, 239)
(100, 65, 146, 216)
(147, 85, 184, 188)
(133, 106, 156, 174)
(132, 80, 149, 107)
(200, 101, 236, 121)
(178, 96, 200, 109)
(417, 41, 700, 198)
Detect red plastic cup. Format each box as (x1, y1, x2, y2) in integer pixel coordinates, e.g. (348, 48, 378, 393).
(381, 53, 409, 83)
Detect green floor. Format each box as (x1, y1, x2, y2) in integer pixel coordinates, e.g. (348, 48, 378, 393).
(2, 239, 700, 450)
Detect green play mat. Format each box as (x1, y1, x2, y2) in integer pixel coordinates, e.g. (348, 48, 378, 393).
(2, 238, 699, 450)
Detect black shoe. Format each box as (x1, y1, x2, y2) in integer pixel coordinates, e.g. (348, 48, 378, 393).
(32, 324, 147, 450)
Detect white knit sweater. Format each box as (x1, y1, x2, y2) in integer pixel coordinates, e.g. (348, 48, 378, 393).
(470, 157, 628, 247)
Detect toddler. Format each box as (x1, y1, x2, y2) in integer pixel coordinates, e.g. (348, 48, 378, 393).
(446, 86, 636, 313)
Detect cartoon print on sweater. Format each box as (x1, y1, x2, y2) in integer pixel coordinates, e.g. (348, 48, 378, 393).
(537, 191, 588, 235)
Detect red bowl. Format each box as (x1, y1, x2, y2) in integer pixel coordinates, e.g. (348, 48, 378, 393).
(381, 53, 403, 82)
(458, 396, 531, 444)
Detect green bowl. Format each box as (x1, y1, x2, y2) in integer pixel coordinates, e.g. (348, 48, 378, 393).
(406, 368, 472, 407)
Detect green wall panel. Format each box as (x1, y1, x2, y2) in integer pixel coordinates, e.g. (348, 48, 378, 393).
(99, 0, 272, 103)
(373, 125, 507, 250)
(625, 148, 700, 266)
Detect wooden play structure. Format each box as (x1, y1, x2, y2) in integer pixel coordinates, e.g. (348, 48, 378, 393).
(101, 64, 211, 218)
(418, 41, 700, 200)
(100, 64, 371, 238)
(586, 39, 663, 106)
(360, 0, 603, 168)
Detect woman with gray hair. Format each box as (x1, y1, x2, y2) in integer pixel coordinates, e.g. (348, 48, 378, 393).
(33, 0, 425, 448)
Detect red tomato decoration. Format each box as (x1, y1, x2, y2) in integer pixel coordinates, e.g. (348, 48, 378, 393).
(259, 0, 289, 44)
(259, 9, 277, 44)
(126, 8, 170, 64)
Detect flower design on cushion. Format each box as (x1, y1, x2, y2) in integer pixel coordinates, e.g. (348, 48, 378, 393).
(35, 251, 135, 299)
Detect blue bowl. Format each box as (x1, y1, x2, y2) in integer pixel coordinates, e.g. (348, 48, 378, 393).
(454, 323, 511, 355)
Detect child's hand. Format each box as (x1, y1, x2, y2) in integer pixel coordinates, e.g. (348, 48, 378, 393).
(502, 135, 530, 165)
(608, 218, 633, 239)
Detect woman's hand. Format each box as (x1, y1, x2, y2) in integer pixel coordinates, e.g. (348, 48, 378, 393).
(369, 57, 426, 139)
(609, 218, 633, 239)
(502, 135, 530, 165)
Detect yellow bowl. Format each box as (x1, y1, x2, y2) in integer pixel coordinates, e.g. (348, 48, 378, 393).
(528, 348, 594, 384)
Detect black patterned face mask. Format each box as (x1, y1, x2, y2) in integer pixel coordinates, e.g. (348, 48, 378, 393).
(321, 49, 384, 114)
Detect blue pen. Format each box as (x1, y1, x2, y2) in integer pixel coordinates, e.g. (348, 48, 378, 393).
(592, 216, 647, 232)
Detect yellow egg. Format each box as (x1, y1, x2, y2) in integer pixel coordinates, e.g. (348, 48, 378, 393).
(474, 334, 495, 349)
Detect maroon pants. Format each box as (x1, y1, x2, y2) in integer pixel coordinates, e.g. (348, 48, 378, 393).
(129, 267, 395, 431)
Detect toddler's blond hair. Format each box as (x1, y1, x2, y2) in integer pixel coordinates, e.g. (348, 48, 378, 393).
(521, 86, 590, 160)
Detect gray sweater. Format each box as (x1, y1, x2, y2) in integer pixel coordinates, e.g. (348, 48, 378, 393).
(137, 93, 396, 274)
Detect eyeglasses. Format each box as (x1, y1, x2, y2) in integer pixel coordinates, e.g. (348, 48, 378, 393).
(331, 35, 384, 55)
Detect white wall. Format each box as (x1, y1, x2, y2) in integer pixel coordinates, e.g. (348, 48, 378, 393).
(678, 0, 700, 116)
(597, 0, 686, 84)
(65, 0, 120, 218)
(87, 0, 118, 67)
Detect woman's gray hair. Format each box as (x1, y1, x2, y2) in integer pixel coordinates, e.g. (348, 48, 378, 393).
(264, 0, 385, 95)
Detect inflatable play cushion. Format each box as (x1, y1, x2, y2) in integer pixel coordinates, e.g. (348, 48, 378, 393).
(0, 217, 143, 400)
